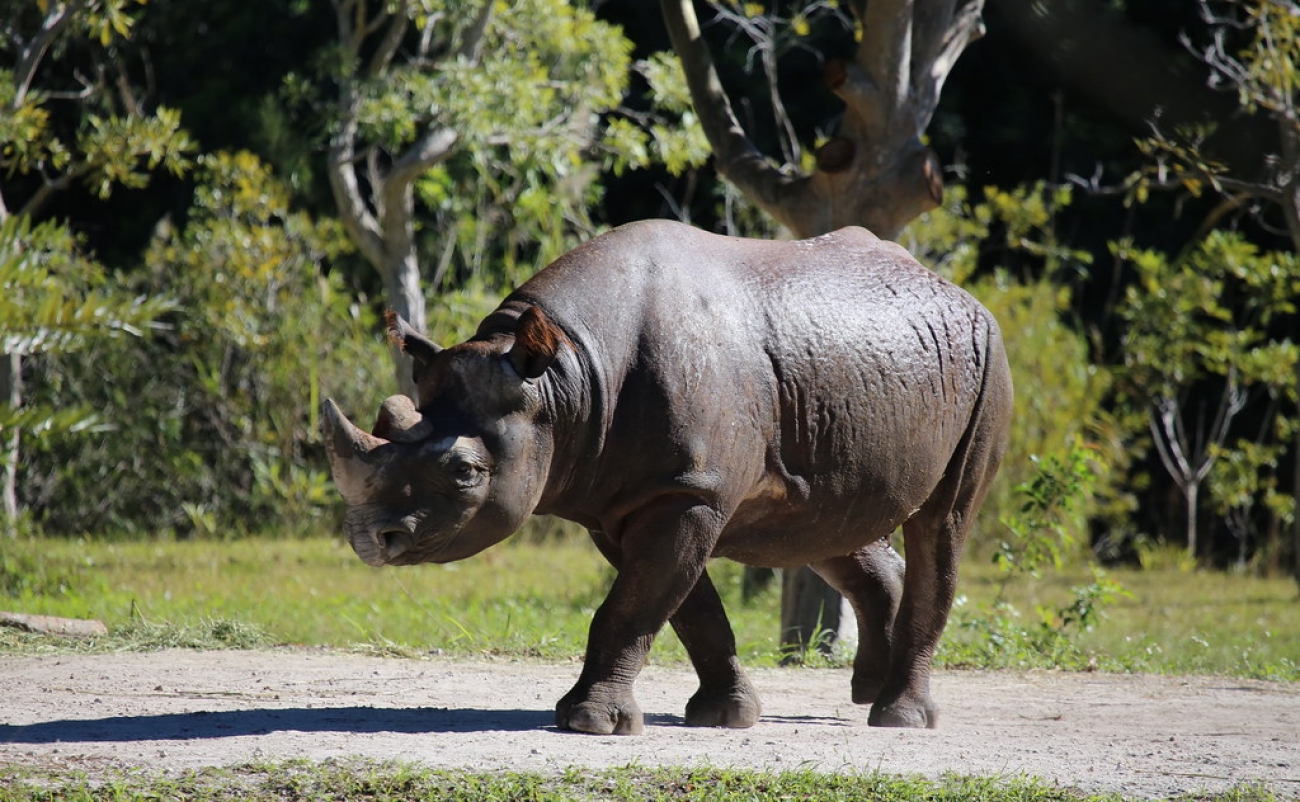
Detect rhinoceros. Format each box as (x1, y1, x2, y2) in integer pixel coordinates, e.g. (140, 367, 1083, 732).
(322, 219, 1012, 733)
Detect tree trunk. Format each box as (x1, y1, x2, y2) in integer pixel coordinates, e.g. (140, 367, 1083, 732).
(1185, 481, 1199, 562)
(779, 568, 842, 660)
(1, 352, 20, 537)
(327, 120, 455, 400)
(382, 247, 426, 399)
(1293, 356, 1299, 590)
(661, 0, 980, 242)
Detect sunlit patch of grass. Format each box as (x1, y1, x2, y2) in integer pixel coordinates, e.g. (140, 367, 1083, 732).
(942, 560, 1300, 680)
(2, 530, 1298, 680)
(0, 760, 1281, 802)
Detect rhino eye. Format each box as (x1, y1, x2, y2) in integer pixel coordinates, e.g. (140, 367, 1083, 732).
(448, 457, 486, 489)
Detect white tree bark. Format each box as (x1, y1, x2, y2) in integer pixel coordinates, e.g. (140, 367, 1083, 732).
(1, 352, 19, 536)
(325, 0, 476, 397)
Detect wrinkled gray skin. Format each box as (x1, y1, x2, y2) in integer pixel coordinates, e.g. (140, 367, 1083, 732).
(323, 220, 1012, 734)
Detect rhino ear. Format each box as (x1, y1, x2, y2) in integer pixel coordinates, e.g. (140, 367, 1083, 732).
(508, 305, 566, 380)
(385, 311, 442, 381)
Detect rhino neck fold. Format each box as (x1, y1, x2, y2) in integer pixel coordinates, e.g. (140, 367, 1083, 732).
(530, 329, 612, 522)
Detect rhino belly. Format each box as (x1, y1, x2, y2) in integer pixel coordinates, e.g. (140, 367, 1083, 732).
(713, 465, 937, 568)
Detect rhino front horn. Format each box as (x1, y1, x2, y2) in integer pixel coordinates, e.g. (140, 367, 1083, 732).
(321, 398, 392, 504)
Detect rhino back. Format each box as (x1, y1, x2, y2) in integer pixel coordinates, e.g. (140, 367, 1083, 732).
(506, 221, 999, 559)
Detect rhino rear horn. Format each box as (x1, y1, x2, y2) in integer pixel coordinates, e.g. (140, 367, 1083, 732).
(321, 398, 395, 504)
(372, 394, 433, 443)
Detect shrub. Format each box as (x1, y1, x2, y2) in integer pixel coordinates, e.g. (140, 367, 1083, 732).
(22, 152, 390, 536)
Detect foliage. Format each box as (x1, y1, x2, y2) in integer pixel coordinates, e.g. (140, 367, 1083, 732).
(604, 52, 713, 179)
(942, 440, 1131, 672)
(1114, 232, 1298, 560)
(0, 0, 194, 218)
(415, 0, 638, 288)
(21, 152, 389, 536)
(1128, 0, 1300, 245)
(994, 442, 1101, 582)
(1, 0, 196, 534)
(0, 215, 174, 437)
(291, 0, 641, 305)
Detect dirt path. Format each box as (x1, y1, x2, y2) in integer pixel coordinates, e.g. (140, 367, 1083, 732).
(1, 650, 1296, 798)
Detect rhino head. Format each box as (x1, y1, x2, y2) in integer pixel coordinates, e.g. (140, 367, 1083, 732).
(322, 307, 565, 567)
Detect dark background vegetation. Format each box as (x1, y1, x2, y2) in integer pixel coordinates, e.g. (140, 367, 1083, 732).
(3, 0, 1297, 579)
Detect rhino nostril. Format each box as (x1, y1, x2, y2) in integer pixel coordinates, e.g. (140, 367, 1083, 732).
(380, 529, 414, 560)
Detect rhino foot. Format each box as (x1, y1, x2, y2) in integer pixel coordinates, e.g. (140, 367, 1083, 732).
(684, 681, 762, 728)
(556, 693, 644, 735)
(868, 695, 938, 729)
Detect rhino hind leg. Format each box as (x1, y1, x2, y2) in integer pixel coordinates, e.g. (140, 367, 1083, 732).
(865, 505, 958, 729)
(810, 539, 906, 706)
(869, 357, 1012, 729)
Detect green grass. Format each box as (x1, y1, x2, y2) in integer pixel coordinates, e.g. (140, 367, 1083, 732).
(941, 559, 1300, 680)
(0, 761, 1283, 802)
(2, 530, 1298, 680)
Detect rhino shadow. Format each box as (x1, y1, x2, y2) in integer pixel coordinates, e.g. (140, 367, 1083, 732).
(0, 705, 555, 744)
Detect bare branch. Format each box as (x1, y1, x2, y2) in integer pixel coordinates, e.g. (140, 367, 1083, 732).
(13, 0, 86, 107)
(996, 0, 1273, 179)
(327, 124, 385, 268)
(1196, 367, 1247, 483)
(332, 0, 367, 65)
(705, 3, 801, 165)
(1152, 398, 1194, 486)
(367, 1, 410, 77)
(919, 0, 984, 125)
(660, 0, 804, 227)
(858, 0, 913, 112)
(17, 163, 95, 219)
(387, 127, 459, 189)
(455, 0, 495, 64)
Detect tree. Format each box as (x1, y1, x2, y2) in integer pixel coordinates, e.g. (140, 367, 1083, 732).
(0, 0, 191, 531)
(1127, 0, 1299, 250)
(1115, 232, 1298, 562)
(316, 0, 633, 395)
(662, 0, 984, 240)
(1099, 0, 1300, 573)
(0, 216, 175, 535)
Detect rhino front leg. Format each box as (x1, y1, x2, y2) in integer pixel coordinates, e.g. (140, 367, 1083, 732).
(584, 528, 760, 730)
(670, 569, 761, 728)
(557, 499, 724, 735)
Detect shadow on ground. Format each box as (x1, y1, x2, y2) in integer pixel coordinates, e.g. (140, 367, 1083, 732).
(0, 706, 558, 743)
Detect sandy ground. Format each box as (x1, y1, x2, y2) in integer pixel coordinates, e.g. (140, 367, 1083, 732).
(0, 650, 1297, 799)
